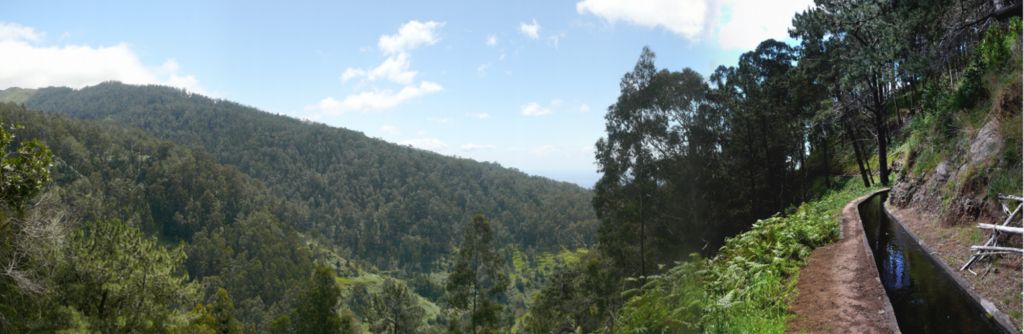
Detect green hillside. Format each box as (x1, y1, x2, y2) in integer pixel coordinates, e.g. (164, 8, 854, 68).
(5, 83, 597, 271)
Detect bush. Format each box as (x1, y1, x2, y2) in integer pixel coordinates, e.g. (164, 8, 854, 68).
(979, 17, 1022, 70)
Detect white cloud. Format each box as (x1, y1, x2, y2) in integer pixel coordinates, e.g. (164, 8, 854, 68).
(461, 143, 496, 151)
(307, 81, 443, 114)
(340, 68, 366, 82)
(486, 34, 498, 46)
(400, 137, 448, 151)
(466, 112, 490, 119)
(717, 0, 813, 50)
(579, 103, 591, 113)
(317, 20, 446, 115)
(378, 20, 444, 55)
(0, 23, 208, 94)
(576, 0, 708, 39)
(379, 124, 400, 135)
(519, 19, 541, 39)
(520, 102, 551, 117)
(575, 0, 812, 50)
(342, 51, 417, 84)
(0, 22, 44, 43)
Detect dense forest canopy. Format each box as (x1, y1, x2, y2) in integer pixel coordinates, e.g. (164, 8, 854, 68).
(4, 82, 598, 272)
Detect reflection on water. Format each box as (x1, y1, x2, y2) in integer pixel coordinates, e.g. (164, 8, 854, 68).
(859, 193, 1010, 334)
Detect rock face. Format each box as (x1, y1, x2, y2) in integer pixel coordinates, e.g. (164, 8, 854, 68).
(889, 117, 1006, 226)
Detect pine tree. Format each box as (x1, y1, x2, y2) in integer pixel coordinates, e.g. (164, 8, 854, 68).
(369, 278, 425, 334)
(293, 265, 350, 334)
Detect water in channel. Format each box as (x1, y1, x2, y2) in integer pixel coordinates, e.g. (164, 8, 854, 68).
(859, 192, 1011, 334)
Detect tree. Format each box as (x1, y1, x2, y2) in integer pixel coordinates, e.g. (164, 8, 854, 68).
(368, 278, 425, 334)
(293, 266, 352, 334)
(210, 288, 245, 334)
(55, 219, 199, 333)
(446, 214, 508, 334)
(0, 116, 55, 332)
(593, 47, 664, 281)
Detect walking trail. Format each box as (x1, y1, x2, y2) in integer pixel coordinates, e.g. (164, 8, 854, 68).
(786, 192, 899, 333)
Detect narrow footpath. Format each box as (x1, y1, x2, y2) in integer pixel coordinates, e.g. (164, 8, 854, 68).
(786, 192, 899, 333)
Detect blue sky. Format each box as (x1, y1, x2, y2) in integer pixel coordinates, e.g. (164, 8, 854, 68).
(0, 0, 812, 187)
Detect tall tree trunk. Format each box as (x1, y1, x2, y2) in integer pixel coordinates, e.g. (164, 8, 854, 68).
(823, 127, 832, 189)
(846, 122, 872, 187)
(871, 72, 890, 186)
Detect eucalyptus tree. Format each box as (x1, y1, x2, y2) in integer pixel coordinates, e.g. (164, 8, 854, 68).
(446, 214, 508, 334)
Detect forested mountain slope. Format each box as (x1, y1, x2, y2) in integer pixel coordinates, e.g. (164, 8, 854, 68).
(0, 103, 320, 327)
(2, 83, 597, 271)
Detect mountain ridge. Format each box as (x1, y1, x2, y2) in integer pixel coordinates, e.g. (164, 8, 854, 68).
(1, 82, 598, 271)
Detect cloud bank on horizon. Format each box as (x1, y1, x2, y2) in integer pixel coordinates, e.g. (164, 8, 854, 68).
(0, 22, 209, 95)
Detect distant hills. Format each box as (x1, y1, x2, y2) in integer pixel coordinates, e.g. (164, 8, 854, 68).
(1, 82, 597, 272)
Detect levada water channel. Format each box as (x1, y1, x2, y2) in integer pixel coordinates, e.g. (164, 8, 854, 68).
(859, 192, 1013, 333)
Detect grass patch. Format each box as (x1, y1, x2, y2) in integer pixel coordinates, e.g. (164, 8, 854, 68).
(614, 179, 878, 333)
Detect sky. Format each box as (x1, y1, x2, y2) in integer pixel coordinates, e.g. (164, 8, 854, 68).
(0, 0, 814, 187)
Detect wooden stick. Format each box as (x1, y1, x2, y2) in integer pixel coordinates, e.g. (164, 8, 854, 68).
(998, 194, 1024, 202)
(977, 224, 1024, 234)
(970, 245, 1024, 253)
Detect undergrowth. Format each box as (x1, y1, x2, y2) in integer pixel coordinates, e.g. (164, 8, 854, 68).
(615, 179, 877, 333)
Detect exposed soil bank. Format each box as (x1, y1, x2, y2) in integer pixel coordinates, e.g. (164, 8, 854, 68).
(787, 191, 899, 334)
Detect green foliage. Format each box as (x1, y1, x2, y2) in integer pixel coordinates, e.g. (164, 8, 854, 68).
(0, 119, 56, 332)
(0, 123, 52, 215)
(950, 61, 986, 110)
(519, 250, 622, 334)
(979, 17, 1022, 70)
(0, 103, 317, 328)
(615, 180, 874, 333)
(209, 288, 245, 334)
(446, 214, 509, 333)
(367, 278, 426, 334)
(55, 219, 199, 333)
(19, 83, 598, 272)
(292, 266, 351, 334)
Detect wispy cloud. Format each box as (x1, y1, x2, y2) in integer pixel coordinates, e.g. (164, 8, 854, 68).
(485, 34, 498, 46)
(578, 103, 591, 113)
(519, 19, 541, 39)
(307, 81, 443, 113)
(340, 53, 417, 84)
(466, 112, 490, 119)
(576, 0, 812, 50)
(312, 20, 445, 115)
(520, 102, 551, 117)
(0, 21, 209, 94)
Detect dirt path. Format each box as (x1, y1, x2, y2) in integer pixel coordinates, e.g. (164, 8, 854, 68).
(787, 193, 899, 334)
